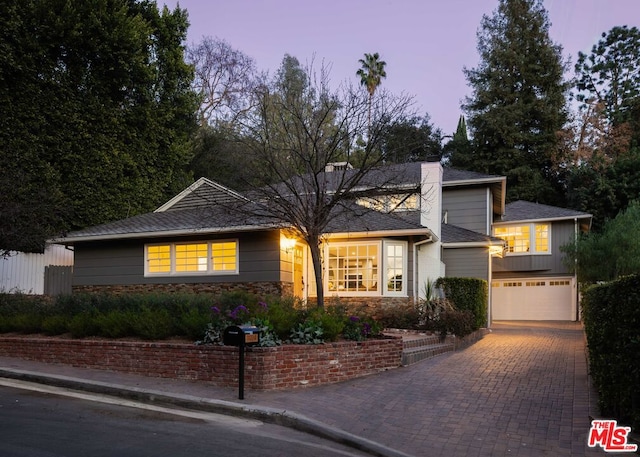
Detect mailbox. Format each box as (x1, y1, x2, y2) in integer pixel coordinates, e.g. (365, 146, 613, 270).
(223, 325, 260, 347)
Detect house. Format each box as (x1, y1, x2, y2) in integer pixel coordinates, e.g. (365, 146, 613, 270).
(52, 161, 591, 322)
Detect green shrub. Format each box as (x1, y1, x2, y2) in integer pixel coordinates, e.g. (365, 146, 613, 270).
(375, 302, 422, 330)
(436, 277, 488, 329)
(96, 310, 136, 339)
(41, 315, 68, 336)
(289, 321, 324, 344)
(68, 312, 100, 338)
(176, 306, 211, 340)
(130, 307, 175, 340)
(582, 275, 640, 430)
(436, 309, 474, 339)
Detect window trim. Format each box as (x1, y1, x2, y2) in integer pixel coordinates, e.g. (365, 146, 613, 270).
(144, 239, 239, 277)
(493, 223, 551, 256)
(323, 239, 408, 297)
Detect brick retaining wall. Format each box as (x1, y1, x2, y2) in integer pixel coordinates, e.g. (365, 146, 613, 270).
(0, 336, 402, 390)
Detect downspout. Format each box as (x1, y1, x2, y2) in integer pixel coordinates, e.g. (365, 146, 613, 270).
(574, 217, 579, 321)
(487, 247, 492, 329)
(413, 236, 434, 301)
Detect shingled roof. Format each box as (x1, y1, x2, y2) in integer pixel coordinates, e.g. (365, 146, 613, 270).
(498, 201, 592, 223)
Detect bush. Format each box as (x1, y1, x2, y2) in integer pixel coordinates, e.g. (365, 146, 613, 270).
(435, 309, 474, 339)
(582, 275, 640, 430)
(436, 277, 488, 329)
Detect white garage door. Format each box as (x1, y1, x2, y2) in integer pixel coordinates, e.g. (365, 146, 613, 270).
(491, 278, 575, 321)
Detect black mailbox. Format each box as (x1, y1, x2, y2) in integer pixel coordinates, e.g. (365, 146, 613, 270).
(223, 325, 260, 347)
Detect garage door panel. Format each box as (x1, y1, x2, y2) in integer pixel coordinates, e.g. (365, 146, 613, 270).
(492, 278, 574, 321)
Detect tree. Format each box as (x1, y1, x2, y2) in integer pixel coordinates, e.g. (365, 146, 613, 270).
(563, 27, 640, 227)
(461, 0, 568, 204)
(443, 115, 472, 166)
(232, 61, 414, 308)
(379, 113, 443, 163)
(574, 26, 640, 127)
(0, 0, 198, 252)
(186, 36, 259, 126)
(562, 201, 640, 283)
(357, 52, 387, 131)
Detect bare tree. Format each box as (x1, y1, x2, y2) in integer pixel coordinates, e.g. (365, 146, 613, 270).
(186, 37, 260, 125)
(232, 62, 415, 308)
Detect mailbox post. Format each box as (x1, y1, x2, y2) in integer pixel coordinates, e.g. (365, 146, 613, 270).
(223, 325, 260, 400)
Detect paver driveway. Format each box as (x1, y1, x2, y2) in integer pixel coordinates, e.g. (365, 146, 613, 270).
(251, 321, 605, 456)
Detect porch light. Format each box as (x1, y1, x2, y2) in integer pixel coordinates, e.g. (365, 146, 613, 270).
(280, 236, 297, 253)
(489, 245, 505, 258)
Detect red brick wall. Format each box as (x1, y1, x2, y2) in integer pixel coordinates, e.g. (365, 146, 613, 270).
(0, 336, 402, 390)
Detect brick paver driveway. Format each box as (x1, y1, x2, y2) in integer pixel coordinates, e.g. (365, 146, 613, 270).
(252, 321, 604, 456)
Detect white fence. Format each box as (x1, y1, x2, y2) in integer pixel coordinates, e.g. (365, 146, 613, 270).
(0, 244, 74, 294)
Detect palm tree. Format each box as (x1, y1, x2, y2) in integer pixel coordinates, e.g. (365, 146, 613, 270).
(356, 52, 387, 132)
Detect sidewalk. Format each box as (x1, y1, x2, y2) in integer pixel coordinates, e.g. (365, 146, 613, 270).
(0, 322, 605, 457)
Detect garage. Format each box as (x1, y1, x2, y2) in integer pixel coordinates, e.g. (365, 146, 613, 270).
(491, 277, 576, 321)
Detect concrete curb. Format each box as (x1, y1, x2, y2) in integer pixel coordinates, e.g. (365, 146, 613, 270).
(0, 367, 414, 457)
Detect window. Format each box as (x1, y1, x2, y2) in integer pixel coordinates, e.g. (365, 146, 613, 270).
(147, 245, 170, 273)
(325, 240, 407, 296)
(145, 240, 238, 276)
(327, 243, 379, 293)
(356, 194, 418, 212)
(493, 223, 550, 255)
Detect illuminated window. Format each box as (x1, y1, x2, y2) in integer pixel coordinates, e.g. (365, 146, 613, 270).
(147, 245, 170, 273)
(356, 194, 418, 212)
(493, 223, 550, 255)
(385, 243, 404, 293)
(325, 240, 407, 296)
(176, 243, 208, 272)
(212, 241, 237, 272)
(145, 240, 238, 276)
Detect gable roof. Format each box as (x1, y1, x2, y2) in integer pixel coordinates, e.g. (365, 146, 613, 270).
(155, 177, 247, 212)
(497, 201, 592, 224)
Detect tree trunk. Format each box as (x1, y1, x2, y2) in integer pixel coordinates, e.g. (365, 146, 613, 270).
(308, 239, 324, 309)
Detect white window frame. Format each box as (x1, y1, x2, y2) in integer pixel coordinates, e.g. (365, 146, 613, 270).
(493, 223, 551, 256)
(144, 239, 239, 277)
(323, 239, 408, 297)
(383, 240, 408, 296)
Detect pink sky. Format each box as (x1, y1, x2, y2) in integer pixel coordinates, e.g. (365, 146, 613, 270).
(165, 0, 639, 134)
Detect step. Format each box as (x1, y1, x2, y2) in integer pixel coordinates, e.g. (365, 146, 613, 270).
(401, 342, 454, 366)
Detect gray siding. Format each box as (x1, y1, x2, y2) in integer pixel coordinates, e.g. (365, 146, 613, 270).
(442, 247, 489, 281)
(73, 230, 282, 286)
(442, 187, 489, 234)
(492, 220, 576, 278)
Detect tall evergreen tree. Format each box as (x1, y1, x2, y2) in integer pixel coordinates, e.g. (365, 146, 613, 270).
(0, 0, 198, 252)
(461, 0, 568, 203)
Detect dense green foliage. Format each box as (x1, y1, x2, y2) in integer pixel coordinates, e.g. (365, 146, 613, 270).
(581, 275, 640, 430)
(0, 0, 198, 254)
(458, 0, 568, 205)
(562, 201, 640, 283)
(0, 292, 388, 343)
(436, 277, 488, 330)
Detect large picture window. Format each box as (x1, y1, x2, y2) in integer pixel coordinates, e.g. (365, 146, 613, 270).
(145, 240, 238, 276)
(325, 240, 407, 296)
(493, 224, 549, 255)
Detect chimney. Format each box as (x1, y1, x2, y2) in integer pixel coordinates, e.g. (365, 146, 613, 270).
(420, 161, 443, 240)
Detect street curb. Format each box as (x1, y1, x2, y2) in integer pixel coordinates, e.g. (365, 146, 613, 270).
(0, 367, 414, 457)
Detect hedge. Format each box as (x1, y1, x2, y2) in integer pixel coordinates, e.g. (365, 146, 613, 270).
(582, 275, 640, 430)
(435, 277, 488, 330)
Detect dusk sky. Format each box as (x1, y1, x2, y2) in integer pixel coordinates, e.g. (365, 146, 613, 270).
(165, 0, 639, 134)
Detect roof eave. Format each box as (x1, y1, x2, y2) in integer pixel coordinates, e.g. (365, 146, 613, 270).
(50, 224, 282, 245)
(494, 214, 593, 225)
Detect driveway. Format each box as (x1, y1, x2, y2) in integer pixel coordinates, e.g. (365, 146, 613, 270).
(249, 321, 604, 456)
